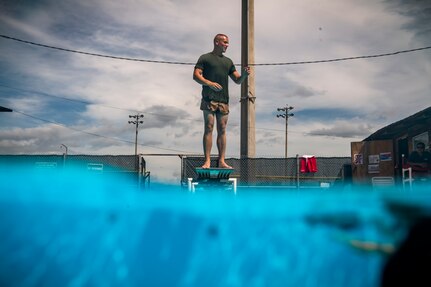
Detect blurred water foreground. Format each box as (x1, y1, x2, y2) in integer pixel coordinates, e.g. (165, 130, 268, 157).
(1, 164, 431, 287)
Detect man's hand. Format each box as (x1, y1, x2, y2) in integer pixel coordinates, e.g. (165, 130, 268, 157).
(230, 66, 251, 84)
(243, 66, 251, 76)
(194, 67, 223, 91)
(209, 81, 223, 91)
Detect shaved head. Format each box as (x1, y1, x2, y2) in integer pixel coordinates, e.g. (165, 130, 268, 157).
(214, 33, 228, 44)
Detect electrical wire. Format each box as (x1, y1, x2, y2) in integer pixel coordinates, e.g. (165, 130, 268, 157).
(1, 34, 430, 66)
(0, 34, 195, 65)
(253, 46, 431, 66)
(1, 32, 396, 137)
(12, 110, 198, 154)
(0, 83, 138, 113)
(0, 83, 301, 133)
(0, 83, 197, 122)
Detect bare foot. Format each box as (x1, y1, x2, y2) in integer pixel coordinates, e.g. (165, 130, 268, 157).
(201, 161, 211, 169)
(218, 161, 232, 169)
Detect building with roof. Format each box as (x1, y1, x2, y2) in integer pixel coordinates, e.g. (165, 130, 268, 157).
(351, 107, 431, 184)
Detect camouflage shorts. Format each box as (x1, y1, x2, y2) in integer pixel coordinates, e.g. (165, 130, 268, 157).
(200, 99, 229, 115)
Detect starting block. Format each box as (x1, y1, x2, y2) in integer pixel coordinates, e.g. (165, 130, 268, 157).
(188, 168, 237, 194)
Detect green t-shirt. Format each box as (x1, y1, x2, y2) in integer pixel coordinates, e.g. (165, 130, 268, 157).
(195, 52, 236, 104)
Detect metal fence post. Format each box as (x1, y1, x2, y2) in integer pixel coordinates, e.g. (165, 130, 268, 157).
(296, 154, 300, 189)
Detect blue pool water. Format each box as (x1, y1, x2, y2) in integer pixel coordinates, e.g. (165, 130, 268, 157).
(1, 166, 430, 287)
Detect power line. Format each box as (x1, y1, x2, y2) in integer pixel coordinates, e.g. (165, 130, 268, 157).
(12, 110, 197, 154)
(0, 83, 293, 133)
(1, 34, 430, 66)
(0, 83, 309, 135)
(0, 83, 138, 113)
(0, 34, 195, 65)
(0, 83, 196, 121)
(5, 105, 314, 157)
(253, 46, 431, 66)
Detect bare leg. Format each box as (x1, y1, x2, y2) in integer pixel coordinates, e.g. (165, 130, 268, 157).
(216, 112, 232, 169)
(202, 110, 214, 168)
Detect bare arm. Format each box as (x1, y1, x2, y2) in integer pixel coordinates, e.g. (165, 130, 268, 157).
(193, 68, 223, 91)
(230, 66, 251, 84)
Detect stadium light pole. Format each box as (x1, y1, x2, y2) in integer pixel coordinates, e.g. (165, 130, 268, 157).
(276, 105, 294, 158)
(128, 114, 144, 169)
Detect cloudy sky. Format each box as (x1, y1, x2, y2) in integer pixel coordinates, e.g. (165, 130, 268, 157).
(0, 0, 430, 182)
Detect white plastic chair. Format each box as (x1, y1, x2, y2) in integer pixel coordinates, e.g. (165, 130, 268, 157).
(402, 167, 413, 191)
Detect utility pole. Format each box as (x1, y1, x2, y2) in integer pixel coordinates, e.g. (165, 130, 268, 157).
(240, 0, 256, 184)
(240, 0, 255, 159)
(128, 114, 144, 170)
(276, 105, 294, 158)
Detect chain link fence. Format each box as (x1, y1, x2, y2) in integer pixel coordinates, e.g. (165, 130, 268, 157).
(0, 154, 147, 187)
(1, 154, 352, 189)
(0, 154, 137, 170)
(181, 156, 352, 188)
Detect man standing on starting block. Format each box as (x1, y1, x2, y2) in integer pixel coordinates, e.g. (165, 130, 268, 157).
(193, 33, 250, 169)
